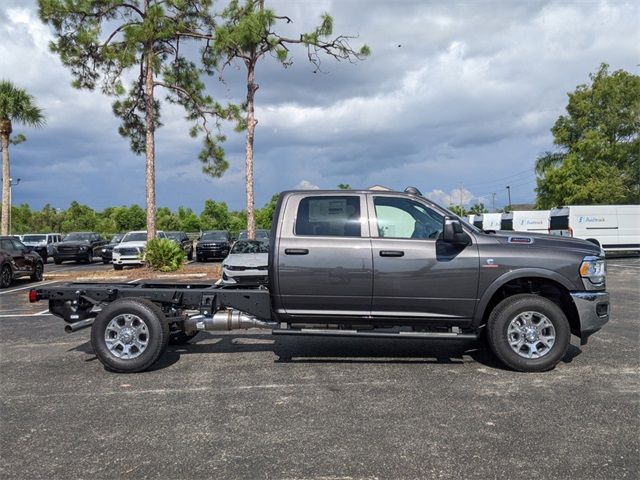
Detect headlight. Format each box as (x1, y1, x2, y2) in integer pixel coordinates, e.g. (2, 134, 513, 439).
(579, 256, 606, 284)
(79, 245, 88, 251)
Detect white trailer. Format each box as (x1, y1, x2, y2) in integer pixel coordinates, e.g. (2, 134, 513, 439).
(501, 210, 550, 233)
(549, 205, 640, 253)
(473, 213, 502, 231)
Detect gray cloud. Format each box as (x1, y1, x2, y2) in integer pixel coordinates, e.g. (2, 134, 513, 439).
(1, 0, 638, 214)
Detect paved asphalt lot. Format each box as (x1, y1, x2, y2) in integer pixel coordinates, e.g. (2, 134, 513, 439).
(0, 258, 638, 479)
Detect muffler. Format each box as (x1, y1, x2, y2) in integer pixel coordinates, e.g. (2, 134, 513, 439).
(184, 310, 277, 333)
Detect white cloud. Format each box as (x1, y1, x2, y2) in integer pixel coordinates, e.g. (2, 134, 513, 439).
(426, 187, 475, 208)
(295, 180, 320, 190)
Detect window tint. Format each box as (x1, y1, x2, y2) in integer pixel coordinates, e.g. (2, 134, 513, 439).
(295, 196, 361, 237)
(374, 197, 443, 239)
(0, 239, 13, 251)
(550, 215, 569, 230)
(501, 219, 513, 231)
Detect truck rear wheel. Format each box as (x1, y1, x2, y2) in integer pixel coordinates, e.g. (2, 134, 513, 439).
(486, 294, 570, 372)
(90, 298, 169, 373)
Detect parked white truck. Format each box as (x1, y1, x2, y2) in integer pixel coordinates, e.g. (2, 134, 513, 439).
(501, 210, 550, 233)
(549, 205, 640, 253)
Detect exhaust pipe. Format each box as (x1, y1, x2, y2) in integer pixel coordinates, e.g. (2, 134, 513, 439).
(65, 318, 94, 333)
(184, 310, 277, 333)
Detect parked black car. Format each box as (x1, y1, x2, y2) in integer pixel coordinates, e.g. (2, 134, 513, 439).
(100, 233, 125, 264)
(0, 236, 44, 288)
(166, 231, 194, 260)
(195, 230, 230, 261)
(53, 232, 107, 264)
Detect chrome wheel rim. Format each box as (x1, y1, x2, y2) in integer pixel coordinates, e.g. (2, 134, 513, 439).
(507, 311, 556, 359)
(104, 314, 149, 359)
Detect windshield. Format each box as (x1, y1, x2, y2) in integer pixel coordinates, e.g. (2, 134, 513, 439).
(122, 232, 147, 242)
(110, 233, 124, 243)
(64, 233, 92, 241)
(201, 231, 229, 241)
(231, 240, 269, 254)
(165, 232, 182, 241)
(238, 230, 269, 240)
(23, 235, 46, 242)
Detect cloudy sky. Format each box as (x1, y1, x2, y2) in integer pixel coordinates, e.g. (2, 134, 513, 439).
(1, 0, 638, 213)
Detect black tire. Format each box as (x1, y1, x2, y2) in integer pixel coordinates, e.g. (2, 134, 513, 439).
(0, 265, 12, 289)
(196, 254, 202, 262)
(30, 261, 44, 282)
(102, 258, 110, 264)
(187, 249, 193, 261)
(54, 258, 62, 265)
(90, 298, 170, 373)
(39, 250, 48, 264)
(85, 254, 93, 264)
(487, 294, 570, 372)
(169, 330, 199, 345)
(114, 264, 124, 271)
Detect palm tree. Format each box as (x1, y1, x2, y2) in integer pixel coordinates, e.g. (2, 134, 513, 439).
(0, 80, 45, 235)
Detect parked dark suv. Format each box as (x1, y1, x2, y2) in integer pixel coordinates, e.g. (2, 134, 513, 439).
(53, 232, 107, 264)
(100, 233, 125, 264)
(166, 231, 194, 260)
(0, 236, 44, 288)
(195, 230, 230, 261)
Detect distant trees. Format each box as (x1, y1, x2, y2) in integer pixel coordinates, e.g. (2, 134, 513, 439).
(9, 197, 278, 235)
(0, 80, 45, 235)
(468, 203, 488, 215)
(536, 64, 640, 208)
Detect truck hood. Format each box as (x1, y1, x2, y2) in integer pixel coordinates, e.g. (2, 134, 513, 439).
(57, 240, 91, 247)
(488, 231, 601, 255)
(115, 241, 147, 249)
(223, 253, 268, 268)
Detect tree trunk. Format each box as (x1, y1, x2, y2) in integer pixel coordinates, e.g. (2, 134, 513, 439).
(144, 51, 156, 242)
(245, 61, 258, 240)
(1, 120, 12, 236)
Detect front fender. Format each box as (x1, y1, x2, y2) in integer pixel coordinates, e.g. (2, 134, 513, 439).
(472, 268, 576, 327)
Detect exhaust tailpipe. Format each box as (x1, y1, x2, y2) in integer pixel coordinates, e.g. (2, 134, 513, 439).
(65, 318, 94, 333)
(184, 310, 276, 333)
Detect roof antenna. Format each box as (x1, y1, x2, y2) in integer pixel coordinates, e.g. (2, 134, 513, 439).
(404, 186, 422, 196)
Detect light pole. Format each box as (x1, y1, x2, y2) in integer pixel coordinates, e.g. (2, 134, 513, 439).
(506, 185, 512, 212)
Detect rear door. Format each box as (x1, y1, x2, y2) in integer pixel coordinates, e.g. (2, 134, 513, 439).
(9, 239, 29, 273)
(276, 193, 373, 319)
(368, 194, 479, 321)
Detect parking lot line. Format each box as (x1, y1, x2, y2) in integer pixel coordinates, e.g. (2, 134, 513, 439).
(0, 280, 58, 296)
(0, 313, 54, 318)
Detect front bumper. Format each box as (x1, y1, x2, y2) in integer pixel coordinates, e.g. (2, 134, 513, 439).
(570, 291, 610, 345)
(112, 255, 143, 265)
(196, 248, 229, 259)
(54, 251, 91, 261)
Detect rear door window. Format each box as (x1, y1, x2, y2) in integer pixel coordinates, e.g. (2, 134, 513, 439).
(295, 196, 362, 237)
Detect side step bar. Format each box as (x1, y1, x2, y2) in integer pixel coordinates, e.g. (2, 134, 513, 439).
(272, 328, 478, 340)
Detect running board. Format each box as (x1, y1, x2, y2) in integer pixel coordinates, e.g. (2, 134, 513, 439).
(272, 328, 478, 340)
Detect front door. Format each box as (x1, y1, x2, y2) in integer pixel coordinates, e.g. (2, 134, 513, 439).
(368, 194, 479, 322)
(276, 193, 373, 319)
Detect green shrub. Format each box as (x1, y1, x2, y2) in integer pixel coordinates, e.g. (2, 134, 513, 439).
(144, 238, 185, 272)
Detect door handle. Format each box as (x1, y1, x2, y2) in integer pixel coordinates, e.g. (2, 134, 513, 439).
(284, 248, 309, 255)
(380, 250, 404, 257)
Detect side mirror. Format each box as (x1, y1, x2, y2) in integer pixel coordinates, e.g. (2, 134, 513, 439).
(442, 217, 471, 246)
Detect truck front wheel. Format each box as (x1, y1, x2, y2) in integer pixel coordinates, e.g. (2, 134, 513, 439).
(486, 294, 570, 372)
(90, 298, 169, 373)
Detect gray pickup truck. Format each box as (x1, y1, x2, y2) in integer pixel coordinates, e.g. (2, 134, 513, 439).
(29, 187, 610, 373)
